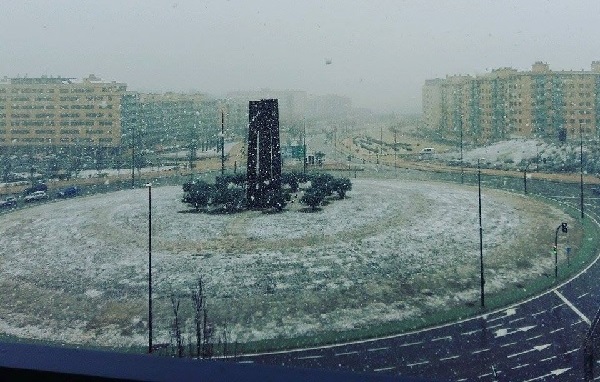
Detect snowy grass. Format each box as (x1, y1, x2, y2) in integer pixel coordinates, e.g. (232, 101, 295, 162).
(0, 178, 577, 350)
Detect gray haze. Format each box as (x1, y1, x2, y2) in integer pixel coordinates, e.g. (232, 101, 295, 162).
(2, 0, 600, 113)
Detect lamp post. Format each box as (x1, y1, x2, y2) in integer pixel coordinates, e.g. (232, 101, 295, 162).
(478, 159, 485, 308)
(523, 163, 530, 194)
(554, 222, 568, 278)
(220, 110, 225, 175)
(580, 123, 585, 219)
(303, 120, 307, 174)
(459, 116, 464, 184)
(145, 183, 153, 353)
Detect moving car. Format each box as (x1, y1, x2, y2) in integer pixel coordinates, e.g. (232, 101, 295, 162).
(23, 183, 48, 196)
(56, 186, 80, 198)
(0, 197, 17, 208)
(24, 191, 48, 203)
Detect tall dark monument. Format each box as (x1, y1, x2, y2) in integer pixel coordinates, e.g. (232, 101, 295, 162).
(246, 99, 282, 209)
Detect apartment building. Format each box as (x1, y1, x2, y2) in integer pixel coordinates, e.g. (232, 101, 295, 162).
(0, 75, 126, 148)
(423, 62, 600, 143)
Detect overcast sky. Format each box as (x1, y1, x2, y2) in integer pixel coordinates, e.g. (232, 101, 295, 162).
(2, 0, 600, 113)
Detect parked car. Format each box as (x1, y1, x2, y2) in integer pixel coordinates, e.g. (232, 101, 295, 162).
(23, 183, 48, 195)
(56, 186, 80, 198)
(24, 191, 48, 202)
(0, 197, 17, 208)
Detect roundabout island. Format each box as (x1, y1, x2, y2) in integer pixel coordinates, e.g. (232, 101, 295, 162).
(0, 177, 580, 352)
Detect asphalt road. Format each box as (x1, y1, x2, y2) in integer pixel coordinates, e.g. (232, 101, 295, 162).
(236, 170, 600, 381)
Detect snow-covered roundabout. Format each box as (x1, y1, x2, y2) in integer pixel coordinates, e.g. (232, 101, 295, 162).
(0, 178, 572, 349)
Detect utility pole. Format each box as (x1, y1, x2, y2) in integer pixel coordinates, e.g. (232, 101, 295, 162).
(303, 120, 307, 174)
(221, 110, 225, 175)
(580, 123, 584, 219)
(146, 183, 153, 353)
(478, 159, 485, 308)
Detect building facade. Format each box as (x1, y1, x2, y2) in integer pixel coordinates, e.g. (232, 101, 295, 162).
(0, 75, 126, 148)
(423, 62, 600, 143)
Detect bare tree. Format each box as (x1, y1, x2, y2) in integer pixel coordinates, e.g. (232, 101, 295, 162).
(170, 293, 184, 358)
(191, 276, 206, 357)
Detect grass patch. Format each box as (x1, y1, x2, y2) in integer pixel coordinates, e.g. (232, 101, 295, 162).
(228, 195, 600, 355)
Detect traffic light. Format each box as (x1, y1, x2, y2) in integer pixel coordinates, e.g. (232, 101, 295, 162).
(561, 222, 568, 233)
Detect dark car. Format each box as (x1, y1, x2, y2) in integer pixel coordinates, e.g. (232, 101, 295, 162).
(0, 197, 17, 208)
(57, 186, 80, 198)
(23, 183, 48, 195)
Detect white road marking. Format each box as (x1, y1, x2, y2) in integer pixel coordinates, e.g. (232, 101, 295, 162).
(578, 292, 590, 299)
(549, 327, 565, 334)
(296, 354, 323, 360)
(531, 310, 547, 317)
(494, 325, 536, 338)
(554, 290, 591, 324)
(367, 346, 389, 352)
(472, 348, 490, 354)
(399, 341, 423, 347)
(507, 344, 551, 358)
(373, 366, 395, 372)
(508, 317, 525, 324)
(500, 341, 518, 348)
(522, 368, 571, 382)
(238, 360, 254, 364)
(540, 355, 557, 362)
(526, 334, 543, 341)
(440, 355, 459, 361)
(460, 329, 480, 336)
(407, 360, 429, 368)
(334, 350, 359, 356)
(511, 363, 529, 370)
(431, 335, 452, 342)
(564, 348, 579, 355)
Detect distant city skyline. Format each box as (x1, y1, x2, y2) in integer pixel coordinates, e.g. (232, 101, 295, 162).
(2, 1, 600, 113)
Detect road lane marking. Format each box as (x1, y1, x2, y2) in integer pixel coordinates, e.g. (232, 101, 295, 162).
(238, 360, 254, 364)
(494, 325, 536, 338)
(511, 363, 529, 370)
(461, 329, 480, 336)
(440, 355, 459, 361)
(578, 292, 589, 299)
(531, 309, 547, 317)
(523, 368, 571, 382)
(334, 350, 359, 356)
(431, 335, 452, 342)
(549, 327, 564, 334)
(472, 348, 490, 354)
(500, 341, 518, 348)
(367, 346, 389, 352)
(508, 317, 525, 324)
(526, 334, 542, 341)
(554, 290, 591, 324)
(399, 341, 423, 347)
(564, 348, 579, 355)
(488, 323, 503, 329)
(540, 356, 557, 362)
(296, 354, 323, 360)
(374, 366, 395, 372)
(407, 360, 429, 368)
(507, 344, 551, 358)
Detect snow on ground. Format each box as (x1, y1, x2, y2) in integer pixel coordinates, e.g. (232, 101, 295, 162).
(0, 178, 570, 348)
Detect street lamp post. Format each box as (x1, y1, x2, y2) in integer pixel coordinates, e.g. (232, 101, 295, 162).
(146, 183, 153, 353)
(580, 123, 585, 219)
(459, 117, 464, 184)
(221, 110, 225, 176)
(554, 222, 568, 278)
(478, 159, 485, 308)
(303, 120, 307, 174)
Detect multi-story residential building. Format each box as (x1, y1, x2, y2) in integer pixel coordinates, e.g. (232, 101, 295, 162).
(0, 75, 126, 149)
(423, 62, 600, 143)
